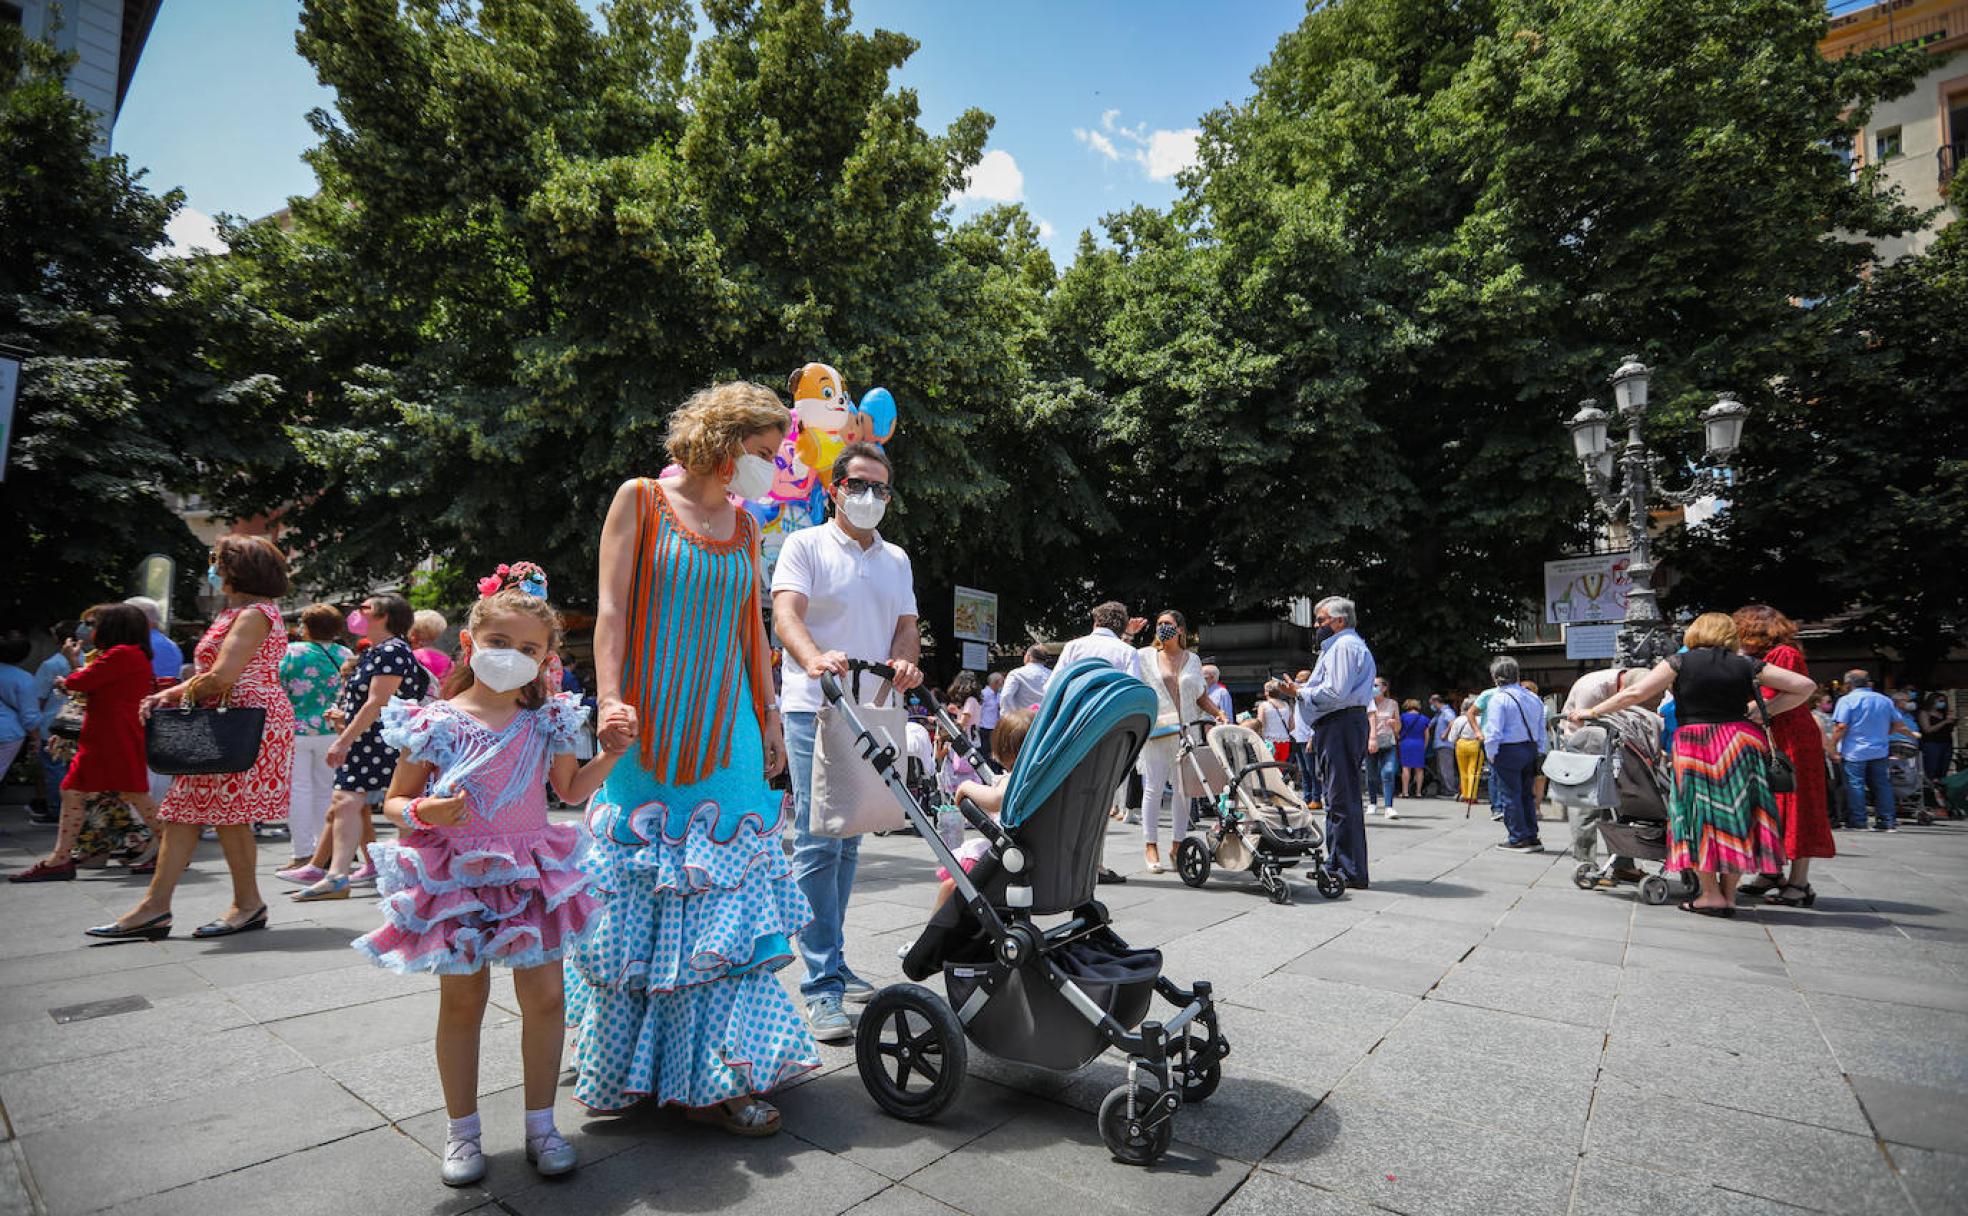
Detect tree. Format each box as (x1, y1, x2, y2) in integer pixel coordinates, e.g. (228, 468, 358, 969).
(1671, 224, 1968, 678)
(0, 24, 211, 628)
(1048, 0, 1926, 684)
(201, 0, 1057, 637)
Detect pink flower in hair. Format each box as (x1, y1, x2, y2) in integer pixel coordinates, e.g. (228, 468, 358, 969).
(476, 575, 504, 597)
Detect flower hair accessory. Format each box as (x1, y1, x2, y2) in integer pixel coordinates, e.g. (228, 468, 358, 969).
(477, 561, 549, 600)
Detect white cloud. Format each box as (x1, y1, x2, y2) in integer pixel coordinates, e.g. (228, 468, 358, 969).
(1140, 128, 1200, 181)
(1073, 111, 1202, 182)
(1036, 217, 1057, 240)
(160, 206, 227, 258)
(954, 148, 1024, 204)
(1074, 127, 1120, 161)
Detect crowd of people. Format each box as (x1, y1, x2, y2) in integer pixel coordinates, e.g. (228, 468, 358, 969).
(1, 379, 1958, 1184)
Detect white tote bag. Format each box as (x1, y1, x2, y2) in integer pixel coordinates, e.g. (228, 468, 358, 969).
(810, 676, 911, 837)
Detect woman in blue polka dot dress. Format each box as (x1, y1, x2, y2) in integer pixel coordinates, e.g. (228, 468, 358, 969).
(569, 384, 818, 1136)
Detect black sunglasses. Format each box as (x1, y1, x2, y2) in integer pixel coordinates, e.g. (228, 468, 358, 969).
(839, 477, 894, 501)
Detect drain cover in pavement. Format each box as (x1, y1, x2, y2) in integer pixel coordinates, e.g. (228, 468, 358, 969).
(49, 995, 151, 1024)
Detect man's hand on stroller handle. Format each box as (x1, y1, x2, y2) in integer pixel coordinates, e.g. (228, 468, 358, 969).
(806, 650, 853, 679)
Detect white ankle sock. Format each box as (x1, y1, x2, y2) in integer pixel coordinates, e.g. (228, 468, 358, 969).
(446, 1112, 481, 1143)
(523, 1107, 556, 1142)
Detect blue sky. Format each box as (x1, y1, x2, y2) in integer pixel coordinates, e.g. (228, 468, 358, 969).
(114, 0, 1309, 266)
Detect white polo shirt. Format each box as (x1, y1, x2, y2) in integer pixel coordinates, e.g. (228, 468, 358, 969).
(1048, 627, 1144, 685)
(772, 520, 918, 713)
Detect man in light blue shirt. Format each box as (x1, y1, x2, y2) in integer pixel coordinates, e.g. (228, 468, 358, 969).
(1202, 664, 1234, 725)
(1483, 655, 1549, 852)
(1296, 596, 1376, 888)
(1833, 671, 1918, 830)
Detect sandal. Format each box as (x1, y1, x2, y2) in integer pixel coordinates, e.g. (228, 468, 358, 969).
(1766, 883, 1817, 908)
(1739, 874, 1783, 897)
(1677, 900, 1736, 919)
(686, 1099, 781, 1138)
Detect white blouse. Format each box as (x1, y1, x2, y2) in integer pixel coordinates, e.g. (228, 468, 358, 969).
(1137, 646, 1204, 727)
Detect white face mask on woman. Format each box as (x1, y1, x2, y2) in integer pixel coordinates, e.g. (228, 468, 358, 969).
(728, 452, 775, 501)
(470, 646, 540, 693)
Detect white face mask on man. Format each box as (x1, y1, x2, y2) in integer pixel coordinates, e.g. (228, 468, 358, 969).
(470, 646, 541, 693)
(839, 487, 887, 530)
(727, 452, 775, 501)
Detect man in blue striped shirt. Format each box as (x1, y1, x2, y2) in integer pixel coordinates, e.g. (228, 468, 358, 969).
(1295, 596, 1377, 888)
(1483, 655, 1550, 852)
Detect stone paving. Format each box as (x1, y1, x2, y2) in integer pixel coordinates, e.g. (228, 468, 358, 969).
(2, 796, 1965, 1216)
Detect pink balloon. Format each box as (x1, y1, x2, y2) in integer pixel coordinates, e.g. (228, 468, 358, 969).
(346, 609, 368, 637)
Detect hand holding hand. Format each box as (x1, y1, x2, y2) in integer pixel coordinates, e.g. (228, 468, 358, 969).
(598, 703, 638, 755)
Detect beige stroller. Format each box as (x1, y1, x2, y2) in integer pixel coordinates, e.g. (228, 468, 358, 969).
(1174, 723, 1345, 903)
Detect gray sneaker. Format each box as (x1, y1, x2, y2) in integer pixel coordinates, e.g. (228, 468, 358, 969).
(1497, 839, 1543, 853)
(807, 994, 852, 1043)
(841, 972, 877, 1005)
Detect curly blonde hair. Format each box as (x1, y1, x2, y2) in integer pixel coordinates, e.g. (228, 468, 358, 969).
(664, 382, 792, 476)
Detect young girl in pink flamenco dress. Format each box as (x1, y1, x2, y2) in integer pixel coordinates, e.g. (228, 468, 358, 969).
(354, 562, 637, 1188)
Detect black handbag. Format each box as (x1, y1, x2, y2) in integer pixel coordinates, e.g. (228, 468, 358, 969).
(1748, 679, 1797, 795)
(145, 698, 267, 776)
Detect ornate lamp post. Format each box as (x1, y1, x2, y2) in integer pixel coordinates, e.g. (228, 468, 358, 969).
(1565, 355, 1750, 667)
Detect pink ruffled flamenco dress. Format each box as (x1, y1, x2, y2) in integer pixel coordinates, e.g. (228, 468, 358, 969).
(353, 694, 604, 975)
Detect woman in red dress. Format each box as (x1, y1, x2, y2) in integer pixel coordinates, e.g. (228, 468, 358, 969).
(88, 537, 296, 941)
(1734, 604, 1833, 907)
(9, 604, 161, 883)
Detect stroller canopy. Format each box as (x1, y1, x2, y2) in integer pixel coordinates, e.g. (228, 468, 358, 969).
(1000, 660, 1157, 831)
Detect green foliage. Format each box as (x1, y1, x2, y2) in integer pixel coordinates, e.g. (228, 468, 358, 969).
(1029, 0, 1929, 683)
(1671, 224, 1968, 678)
(0, 24, 209, 628)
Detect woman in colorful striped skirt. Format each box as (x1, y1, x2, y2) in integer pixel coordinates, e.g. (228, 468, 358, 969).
(1569, 613, 1817, 917)
(568, 382, 818, 1136)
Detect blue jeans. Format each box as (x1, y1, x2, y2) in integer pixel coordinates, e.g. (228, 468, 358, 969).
(785, 710, 859, 1002)
(38, 741, 70, 807)
(1364, 747, 1398, 808)
(1843, 757, 1895, 829)
(1298, 743, 1323, 803)
(1492, 741, 1541, 845)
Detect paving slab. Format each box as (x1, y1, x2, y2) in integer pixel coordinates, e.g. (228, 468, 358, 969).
(1848, 1074, 1968, 1156)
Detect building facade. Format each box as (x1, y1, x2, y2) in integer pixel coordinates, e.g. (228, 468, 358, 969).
(3, 0, 160, 149)
(1823, 0, 1968, 261)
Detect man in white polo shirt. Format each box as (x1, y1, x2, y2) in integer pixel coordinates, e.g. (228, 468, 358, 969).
(772, 442, 922, 1042)
(1047, 601, 1145, 883)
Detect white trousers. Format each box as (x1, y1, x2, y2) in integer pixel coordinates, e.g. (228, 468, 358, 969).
(289, 733, 337, 855)
(1137, 736, 1187, 846)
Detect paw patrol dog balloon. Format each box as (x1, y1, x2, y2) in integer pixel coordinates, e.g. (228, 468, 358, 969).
(788, 363, 852, 434)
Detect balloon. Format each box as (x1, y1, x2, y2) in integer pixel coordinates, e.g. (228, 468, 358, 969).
(797, 428, 846, 485)
(346, 609, 368, 637)
(858, 387, 898, 443)
(789, 362, 852, 434)
(769, 430, 816, 502)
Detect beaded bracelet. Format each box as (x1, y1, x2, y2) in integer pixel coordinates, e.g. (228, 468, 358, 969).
(403, 797, 432, 831)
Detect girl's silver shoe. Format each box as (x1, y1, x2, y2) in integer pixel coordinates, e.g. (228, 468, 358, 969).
(441, 1137, 487, 1187)
(527, 1131, 577, 1176)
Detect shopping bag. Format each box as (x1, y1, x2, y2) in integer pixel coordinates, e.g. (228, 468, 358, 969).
(811, 675, 910, 837)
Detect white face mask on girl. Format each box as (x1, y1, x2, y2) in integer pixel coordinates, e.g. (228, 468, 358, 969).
(470, 646, 540, 693)
(728, 452, 775, 501)
(839, 487, 887, 530)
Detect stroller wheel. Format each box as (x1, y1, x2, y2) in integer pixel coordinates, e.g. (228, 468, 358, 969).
(1262, 866, 1293, 905)
(1174, 1030, 1223, 1103)
(1314, 867, 1345, 900)
(1572, 863, 1598, 891)
(1639, 875, 1670, 906)
(1175, 837, 1212, 888)
(1679, 869, 1699, 895)
(1098, 1078, 1174, 1166)
(855, 984, 967, 1122)
(1918, 810, 1935, 826)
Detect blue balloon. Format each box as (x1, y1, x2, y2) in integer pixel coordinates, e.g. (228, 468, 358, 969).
(859, 386, 898, 442)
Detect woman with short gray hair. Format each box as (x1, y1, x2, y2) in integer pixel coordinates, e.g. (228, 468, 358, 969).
(1482, 655, 1548, 851)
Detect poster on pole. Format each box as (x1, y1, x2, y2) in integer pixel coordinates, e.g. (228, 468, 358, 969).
(133, 554, 176, 627)
(952, 586, 998, 643)
(0, 352, 20, 482)
(1543, 552, 1631, 626)
(1564, 624, 1621, 661)
(961, 640, 989, 672)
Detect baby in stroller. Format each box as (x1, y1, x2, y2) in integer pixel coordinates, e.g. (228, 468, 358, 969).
(1554, 668, 1688, 904)
(820, 659, 1227, 1165)
(937, 709, 1034, 912)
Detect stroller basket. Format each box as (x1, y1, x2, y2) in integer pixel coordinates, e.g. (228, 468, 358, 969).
(946, 933, 1162, 1071)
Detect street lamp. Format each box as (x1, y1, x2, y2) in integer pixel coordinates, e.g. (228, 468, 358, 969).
(1565, 355, 1750, 667)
